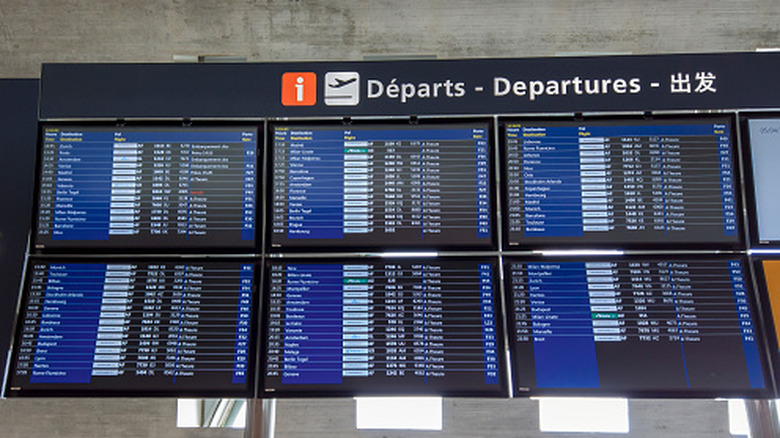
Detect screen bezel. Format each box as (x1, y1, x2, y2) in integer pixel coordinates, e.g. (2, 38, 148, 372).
(5, 256, 259, 398)
(30, 121, 262, 254)
(265, 118, 499, 253)
(503, 254, 774, 399)
(739, 113, 780, 249)
(749, 255, 780, 398)
(499, 114, 746, 251)
(258, 256, 509, 398)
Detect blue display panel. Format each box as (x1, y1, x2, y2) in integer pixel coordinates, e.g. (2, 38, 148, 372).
(35, 126, 257, 250)
(506, 257, 769, 397)
(503, 118, 741, 248)
(270, 122, 494, 250)
(262, 258, 506, 397)
(8, 260, 255, 396)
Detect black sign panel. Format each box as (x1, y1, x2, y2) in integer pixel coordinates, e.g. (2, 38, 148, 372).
(40, 52, 780, 119)
(7, 259, 255, 397)
(261, 258, 507, 397)
(505, 256, 770, 398)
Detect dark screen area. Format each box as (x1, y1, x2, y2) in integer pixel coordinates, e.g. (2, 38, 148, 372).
(0, 79, 39, 392)
(34, 125, 258, 250)
(503, 117, 741, 248)
(505, 256, 768, 397)
(261, 258, 506, 397)
(8, 259, 254, 397)
(269, 123, 494, 250)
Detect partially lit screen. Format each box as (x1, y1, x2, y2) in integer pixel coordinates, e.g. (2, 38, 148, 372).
(506, 256, 767, 396)
(747, 118, 780, 243)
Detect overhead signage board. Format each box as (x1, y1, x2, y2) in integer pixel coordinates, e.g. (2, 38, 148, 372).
(40, 52, 780, 119)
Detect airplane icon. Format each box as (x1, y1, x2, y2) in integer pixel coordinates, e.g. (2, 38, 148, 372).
(325, 72, 360, 106)
(329, 77, 358, 88)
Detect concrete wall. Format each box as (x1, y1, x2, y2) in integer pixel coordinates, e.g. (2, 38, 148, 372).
(0, 398, 736, 438)
(1, 1, 778, 437)
(0, 0, 779, 78)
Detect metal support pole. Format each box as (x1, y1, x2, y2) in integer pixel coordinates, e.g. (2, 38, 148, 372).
(745, 399, 780, 438)
(244, 398, 277, 438)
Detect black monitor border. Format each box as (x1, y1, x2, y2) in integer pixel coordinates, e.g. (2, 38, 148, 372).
(498, 114, 746, 252)
(265, 118, 499, 253)
(30, 121, 262, 254)
(5, 256, 259, 398)
(258, 255, 509, 398)
(749, 254, 780, 397)
(503, 253, 774, 399)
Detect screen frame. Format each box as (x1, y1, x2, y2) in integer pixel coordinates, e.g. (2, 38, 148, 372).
(739, 112, 780, 249)
(264, 117, 499, 253)
(258, 255, 509, 398)
(503, 253, 774, 399)
(5, 256, 259, 398)
(499, 114, 746, 251)
(749, 254, 780, 398)
(30, 121, 262, 254)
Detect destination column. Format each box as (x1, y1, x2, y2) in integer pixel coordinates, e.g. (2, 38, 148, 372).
(521, 126, 583, 237)
(282, 264, 343, 383)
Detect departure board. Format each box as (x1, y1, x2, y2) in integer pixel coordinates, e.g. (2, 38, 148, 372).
(8, 260, 254, 396)
(262, 258, 506, 397)
(505, 257, 768, 397)
(35, 126, 257, 250)
(269, 123, 494, 250)
(503, 118, 741, 248)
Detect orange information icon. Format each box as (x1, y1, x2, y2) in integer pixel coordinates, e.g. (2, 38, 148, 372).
(763, 260, 780, 346)
(281, 72, 317, 106)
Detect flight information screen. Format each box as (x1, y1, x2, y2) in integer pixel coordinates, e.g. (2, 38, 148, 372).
(746, 118, 780, 243)
(269, 123, 494, 250)
(503, 118, 740, 248)
(262, 258, 506, 397)
(8, 260, 254, 396)
(505, 257, 768, 396)
(35, 126, 257, 250)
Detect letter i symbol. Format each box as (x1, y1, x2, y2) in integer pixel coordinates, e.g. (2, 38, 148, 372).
(295, 77, 305, 102)
(282, 72, 317, 106)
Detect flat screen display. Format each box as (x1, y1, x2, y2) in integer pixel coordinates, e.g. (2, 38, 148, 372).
(261, 258, 506, 397)
(505, 256, 769, 397)
(746, 118, 780, 244)
(34, 125, 257, 250)
(269, 122, 494, 250)
(7, 259, 255, 396)
(752, 258, 780, 395)
(503, 117, 741, 248)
